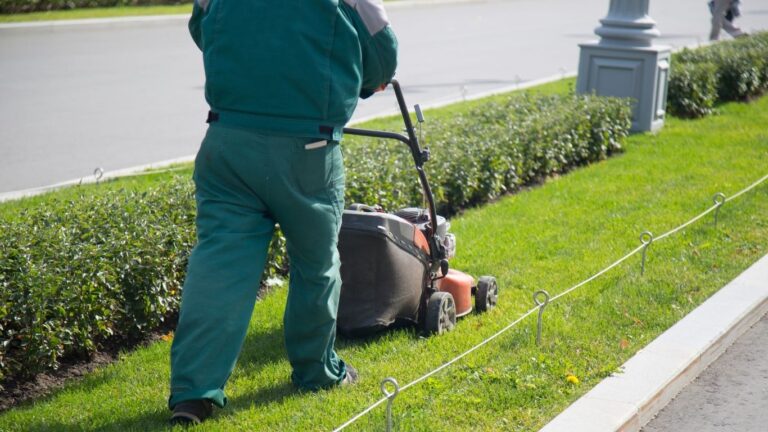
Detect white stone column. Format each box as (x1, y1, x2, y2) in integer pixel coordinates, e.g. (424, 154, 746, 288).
(576, 0, 670, 132)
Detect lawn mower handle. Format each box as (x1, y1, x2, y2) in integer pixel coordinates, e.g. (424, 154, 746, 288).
(342, 80, 443, 272)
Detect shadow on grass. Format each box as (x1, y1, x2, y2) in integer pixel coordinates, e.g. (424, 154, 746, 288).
(217, 324, 423, 421)
(14, 412, 172, 432)
(238, 316, 424, 373)
(5, 323, 289, 431)
(219, 328, 424, 421)
(236, 324, 289, 374)
(336, 324, 422, 349)
(223, 380, 297, 417)
(12, 316, 424, 430)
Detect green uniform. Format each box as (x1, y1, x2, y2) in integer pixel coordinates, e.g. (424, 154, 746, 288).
(170, 0, 397, 409)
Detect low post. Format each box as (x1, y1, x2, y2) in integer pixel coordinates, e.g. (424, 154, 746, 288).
(533, 290, 551, 346)
(380, 378, 400, 432)
(576, 0, 671, 133)
(640, 231, 654, 275)
(713, 193, 726, 227)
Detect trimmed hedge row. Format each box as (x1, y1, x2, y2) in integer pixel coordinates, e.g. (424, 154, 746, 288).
(0, 92, 630, 387)
(0, 185, 194, 382)
(0, 0, 189, 14)
(668, 32, 768, 118)
(0, 184, 288, 384)
(345, 93, 631, 215)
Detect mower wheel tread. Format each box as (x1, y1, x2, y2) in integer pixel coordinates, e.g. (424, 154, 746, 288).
(475, 276, 499, 313)
(426, 291, 456, 335)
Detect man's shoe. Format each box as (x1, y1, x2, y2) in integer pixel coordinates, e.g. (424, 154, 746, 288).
(170, 399, 213, 426)
(341, 365, 359, 386)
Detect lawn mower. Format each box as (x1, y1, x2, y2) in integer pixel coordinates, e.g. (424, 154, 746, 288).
(337, 80, 499, 337)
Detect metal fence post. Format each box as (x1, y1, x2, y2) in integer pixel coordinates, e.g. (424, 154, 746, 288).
(380, 377, 400, 432)
(533, 290, 550, 346)
(640, 231, 654, 275)
(713, 193, 726, 227)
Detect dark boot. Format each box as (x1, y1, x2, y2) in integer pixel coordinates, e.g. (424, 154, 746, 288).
(170, 399, 213, 426)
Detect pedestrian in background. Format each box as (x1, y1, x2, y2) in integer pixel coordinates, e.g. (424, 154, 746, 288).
(710, 0, 747, 40)
(167, 0, 397, 425)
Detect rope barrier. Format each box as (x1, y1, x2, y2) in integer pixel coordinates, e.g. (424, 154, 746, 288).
(726, 173, 768, 202)
(331, 171, 768, 432)
(331, 307, 539, 432)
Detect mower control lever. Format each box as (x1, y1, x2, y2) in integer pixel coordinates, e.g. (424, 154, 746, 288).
(420, 149, 430, 162)
(414, 104, 425, 123)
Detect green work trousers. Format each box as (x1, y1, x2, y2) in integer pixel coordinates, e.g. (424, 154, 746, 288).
(169, 124, 347, 409)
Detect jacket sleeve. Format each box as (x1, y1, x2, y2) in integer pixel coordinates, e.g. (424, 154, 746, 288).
(342, 0, 399, 99)
(188, 0, 210, 50)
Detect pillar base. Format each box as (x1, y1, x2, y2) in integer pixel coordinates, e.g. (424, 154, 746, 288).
(576, 42, 671, 133)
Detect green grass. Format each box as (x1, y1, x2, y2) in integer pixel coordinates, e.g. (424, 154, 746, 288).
(1, 86, 767, 431)
(0, 5, 192, 23)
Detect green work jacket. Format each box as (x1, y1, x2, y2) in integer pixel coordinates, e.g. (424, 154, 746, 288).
(189, 0, 398, 140)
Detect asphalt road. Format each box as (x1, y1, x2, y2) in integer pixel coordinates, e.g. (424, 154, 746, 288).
(643, 313, 768, 432)
(2, 0, 768, 193)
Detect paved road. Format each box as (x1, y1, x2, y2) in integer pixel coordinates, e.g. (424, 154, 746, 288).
(2, 0, 768, 193)
(643, 313, 768, 432)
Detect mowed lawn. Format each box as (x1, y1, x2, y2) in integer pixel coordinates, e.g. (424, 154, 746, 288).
(0, 91, 766, 431)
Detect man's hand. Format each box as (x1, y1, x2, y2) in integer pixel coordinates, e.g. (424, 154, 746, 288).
(360, 83, 389, 99)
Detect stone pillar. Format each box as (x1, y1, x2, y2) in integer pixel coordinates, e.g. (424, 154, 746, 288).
(576, 0, 670, 132)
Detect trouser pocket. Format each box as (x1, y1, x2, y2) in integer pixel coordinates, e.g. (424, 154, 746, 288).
(296, 140, 345, 198)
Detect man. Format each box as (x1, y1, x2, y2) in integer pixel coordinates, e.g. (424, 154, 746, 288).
(710, 0, 747, 40)
(168, 0, 397, 425)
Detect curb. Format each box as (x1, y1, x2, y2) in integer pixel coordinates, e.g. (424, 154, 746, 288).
(0, 155, 194, 203)
(351, 71, 577, 125)
(0, 13, 189, 29)
(0, 0, 476, 30)
(540, 253, 768, 432)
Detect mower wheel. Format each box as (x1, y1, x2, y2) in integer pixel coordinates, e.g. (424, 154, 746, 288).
(475, 276, 499, 313)
(426, 291, 457, 335)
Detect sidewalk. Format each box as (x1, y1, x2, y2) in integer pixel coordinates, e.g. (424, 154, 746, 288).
(643, 312, 768, 432)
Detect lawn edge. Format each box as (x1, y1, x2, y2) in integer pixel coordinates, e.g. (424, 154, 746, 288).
(0, 13, 189, 28)
(541, 253, 768, 432)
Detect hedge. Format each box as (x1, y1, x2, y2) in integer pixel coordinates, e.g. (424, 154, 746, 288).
(0, 0, 190, 14)
(345, 94, 631, 215)
(668, 32, 768, 118)
(667, 62, 719, 119)
(0, 92, 630, 388)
